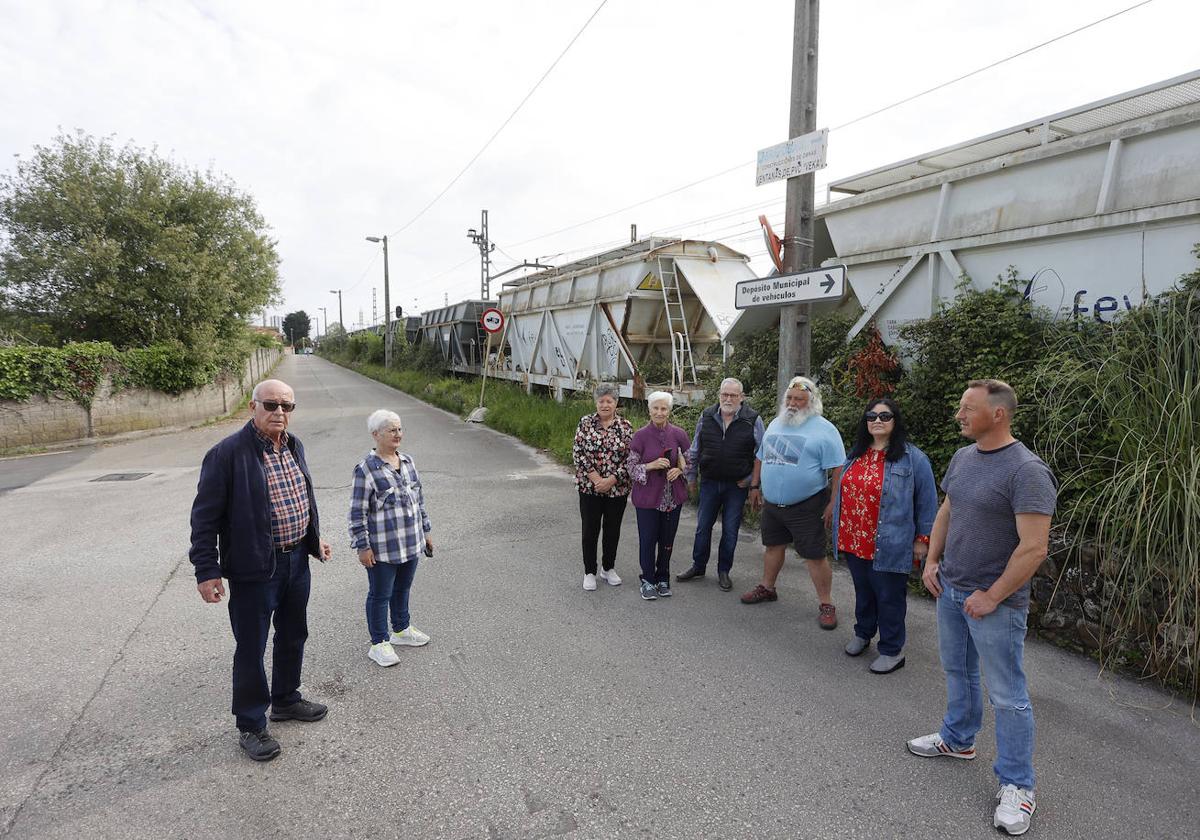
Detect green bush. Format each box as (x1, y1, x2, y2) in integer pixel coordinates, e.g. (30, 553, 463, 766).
(1032, 285, 1200, 692)
(0, 333, 266, 404)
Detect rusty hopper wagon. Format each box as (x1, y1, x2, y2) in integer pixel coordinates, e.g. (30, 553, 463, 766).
(491, 238, 754, 405)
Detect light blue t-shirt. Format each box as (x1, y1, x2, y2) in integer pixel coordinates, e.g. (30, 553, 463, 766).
(757, 414, 846, 505)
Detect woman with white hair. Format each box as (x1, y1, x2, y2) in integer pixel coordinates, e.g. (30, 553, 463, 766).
(348, 409, 433, 668)
(627, 391, 691, 600)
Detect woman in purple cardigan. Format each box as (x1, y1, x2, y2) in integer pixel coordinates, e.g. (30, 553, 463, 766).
(627, 390, 691, 600)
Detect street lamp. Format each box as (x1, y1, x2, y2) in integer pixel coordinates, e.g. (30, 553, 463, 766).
(329, 289, 343, 330)
(365, 235, 392, 367)
(318, 306, 328, 338)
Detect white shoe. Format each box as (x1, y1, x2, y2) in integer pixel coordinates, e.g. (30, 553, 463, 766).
(993, 784, 1036, 835)
(368, 641, 400, 667)
(598, 569, 622, 586)
(583, 573, 597, 591)
(390, 626, 430, 647)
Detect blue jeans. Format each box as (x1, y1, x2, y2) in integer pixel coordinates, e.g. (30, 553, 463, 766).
(844, 553, 908, 656)
(690, 479, 749, 574)
(365, 559, 418, 644)
(635, 506, 681, 584)
(227, 545, 310, 733)
(937, 580, 1036, 789)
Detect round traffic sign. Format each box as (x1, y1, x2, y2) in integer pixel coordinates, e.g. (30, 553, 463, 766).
(480, 307, 505, 334)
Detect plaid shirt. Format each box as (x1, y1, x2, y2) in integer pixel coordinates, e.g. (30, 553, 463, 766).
(348, 451, 431, 565)
(255, 427, 311, 547)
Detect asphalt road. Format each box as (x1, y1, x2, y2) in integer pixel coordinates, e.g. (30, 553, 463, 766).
(1, 353, 1196, 839)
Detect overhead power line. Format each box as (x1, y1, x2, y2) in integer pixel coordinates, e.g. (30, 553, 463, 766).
(502, 0, 1159, 252)
(387, 0, 609, 239)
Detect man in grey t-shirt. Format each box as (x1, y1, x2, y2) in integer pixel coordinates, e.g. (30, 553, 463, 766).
(906, 379, 1056, 837)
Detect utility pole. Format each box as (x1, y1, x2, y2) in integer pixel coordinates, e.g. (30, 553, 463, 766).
(318, 306, 328, 337)
(467, 210, 496, 300)
(365, 235, 392, 366)
(329, 289, 343, 330)
(777, 0, 820, 397)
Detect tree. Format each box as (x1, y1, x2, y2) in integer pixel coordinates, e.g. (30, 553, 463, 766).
(282, 310, 311, 344)
(0, 131, 280, 350)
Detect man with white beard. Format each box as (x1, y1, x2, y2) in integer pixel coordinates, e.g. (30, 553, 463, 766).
(743, 376, 846, 630)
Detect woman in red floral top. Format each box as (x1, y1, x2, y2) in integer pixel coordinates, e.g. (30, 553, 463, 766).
(832, 398, 938, 675)
(572, 383, 634, 592)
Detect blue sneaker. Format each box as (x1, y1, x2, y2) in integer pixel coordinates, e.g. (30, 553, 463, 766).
(639, 580, 658, 600)
(656, 581, 672, 597)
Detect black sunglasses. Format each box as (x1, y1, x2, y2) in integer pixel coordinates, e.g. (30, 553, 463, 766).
(864, 411, 895, 422)
(260, 400, 296, 413)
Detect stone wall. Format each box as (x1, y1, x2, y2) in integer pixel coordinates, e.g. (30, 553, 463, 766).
(0, 347, 281, 450)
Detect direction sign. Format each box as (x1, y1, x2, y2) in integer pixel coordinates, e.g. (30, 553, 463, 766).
(734, 265, 846, 309)
(480, 307, 505, 333)
(756, 128, 829, 186)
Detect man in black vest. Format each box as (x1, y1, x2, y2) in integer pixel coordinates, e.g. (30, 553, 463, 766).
(678, 378, 765, 591)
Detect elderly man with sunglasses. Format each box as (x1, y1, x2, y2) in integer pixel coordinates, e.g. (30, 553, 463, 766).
(189, 379, 333, 762)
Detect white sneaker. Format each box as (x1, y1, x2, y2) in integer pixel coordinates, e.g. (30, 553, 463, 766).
(368, 641, 400, 667)
(993, 784, 1036, 835)
(598, 569, 622, 586)
(390, 626, 430, 647)
(583, 573, 597, 591)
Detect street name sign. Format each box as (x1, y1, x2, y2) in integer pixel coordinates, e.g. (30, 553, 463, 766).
(756, 128, 829, 186)
(734, 265, 846, 309)
(480, 308, 505, 333)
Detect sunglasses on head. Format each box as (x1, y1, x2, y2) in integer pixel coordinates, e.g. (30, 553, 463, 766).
(865, 411, 894, 422)
(260, 400, 296, 413)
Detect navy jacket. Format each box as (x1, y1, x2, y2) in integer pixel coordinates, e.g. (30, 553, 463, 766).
(189, 421, 321, 583)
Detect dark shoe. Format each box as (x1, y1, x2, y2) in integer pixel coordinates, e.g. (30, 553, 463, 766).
(818, 603, 838, 630)
(639, 580, 658, 600)
(657, 581, 672, 597)
(740, 584, 778, 604)
(718, 572, 732, 591)
(239, 729, 281, 762)
(676, 566, 705, 582)
(269, 698, 328, 723)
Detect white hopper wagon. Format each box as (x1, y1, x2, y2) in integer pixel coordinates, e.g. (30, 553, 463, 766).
(494, 238, 755, 405)
(816, 70, 1200, 344)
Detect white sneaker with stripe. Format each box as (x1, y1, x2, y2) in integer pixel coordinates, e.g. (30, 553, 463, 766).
(905, 732, 976, 760)
(993, 784, 1036, 835)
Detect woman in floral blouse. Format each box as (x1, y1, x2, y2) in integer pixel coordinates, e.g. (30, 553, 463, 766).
(832, 398, 938, 674)
(572, 383, 634, 591)
(627, 391, 691, 601)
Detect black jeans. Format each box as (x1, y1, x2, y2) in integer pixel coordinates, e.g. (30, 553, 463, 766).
(844, 552, 909, 656)
(636, 506, 682, 584)
(578, 492, 627, 574)
(227, 545, 310, 732)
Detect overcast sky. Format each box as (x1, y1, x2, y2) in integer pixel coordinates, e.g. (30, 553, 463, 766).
(2, 0, 1197, 333)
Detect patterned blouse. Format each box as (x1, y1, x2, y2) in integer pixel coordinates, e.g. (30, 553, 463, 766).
(572, 413, 634, 497)
(836, 448, 886, 560)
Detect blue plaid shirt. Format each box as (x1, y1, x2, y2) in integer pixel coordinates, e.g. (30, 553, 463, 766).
(348, 451, 431, 565)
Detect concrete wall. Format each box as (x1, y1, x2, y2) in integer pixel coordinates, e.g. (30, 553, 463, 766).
(0, 348, 281, 450)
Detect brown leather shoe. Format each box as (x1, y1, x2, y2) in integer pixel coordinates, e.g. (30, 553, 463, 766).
(740, 584, 778, 604)
(818, 603, 838, 630)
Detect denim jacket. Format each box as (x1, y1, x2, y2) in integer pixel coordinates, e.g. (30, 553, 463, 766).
(832, 442, 938, 574)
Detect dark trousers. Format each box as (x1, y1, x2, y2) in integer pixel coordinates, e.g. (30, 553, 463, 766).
(227, 545, 310, 732)
(844, 552, 909, 656)
(579, 492, 627, 574)
(691, 479, 749, 574)
(635, 506, 682, 584)
(365, 558, 418, 644)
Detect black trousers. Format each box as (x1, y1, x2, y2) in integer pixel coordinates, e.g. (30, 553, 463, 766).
(227, 545, 310, 732)
(578, 492, 628, 574)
